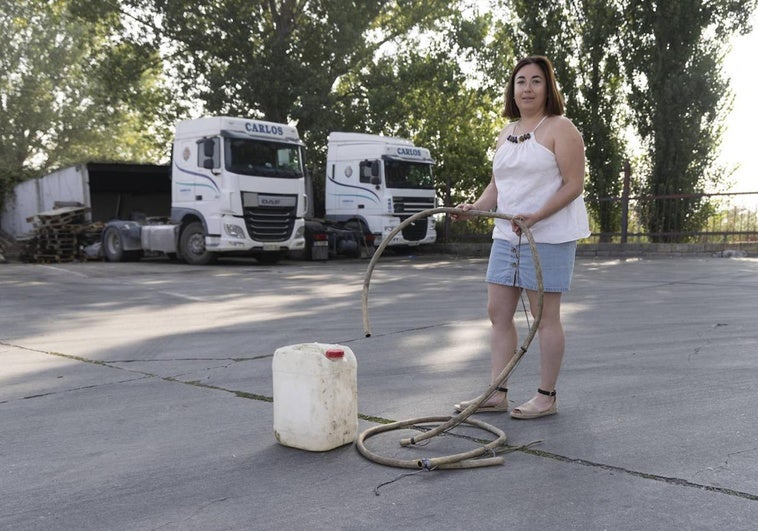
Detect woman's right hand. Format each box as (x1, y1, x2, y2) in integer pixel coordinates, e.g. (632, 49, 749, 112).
(451, 203, 474, 221)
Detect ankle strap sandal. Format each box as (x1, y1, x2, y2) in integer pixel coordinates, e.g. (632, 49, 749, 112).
(511, 388, 558, 419)
(453, 386, 509, 413)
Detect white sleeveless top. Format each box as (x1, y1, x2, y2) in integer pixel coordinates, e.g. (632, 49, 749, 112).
(492, 118, 590, 244)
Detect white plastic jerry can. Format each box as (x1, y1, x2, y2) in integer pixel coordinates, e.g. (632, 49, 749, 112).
(272, 343, 358, 451)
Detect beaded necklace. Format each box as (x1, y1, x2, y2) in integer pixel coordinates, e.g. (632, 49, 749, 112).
(506, 115, 548, 144)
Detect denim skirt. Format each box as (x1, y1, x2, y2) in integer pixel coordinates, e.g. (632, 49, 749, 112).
(485, 239, 577, 292)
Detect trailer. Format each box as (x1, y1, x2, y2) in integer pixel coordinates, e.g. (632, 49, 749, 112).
(0, 162, 170, 240)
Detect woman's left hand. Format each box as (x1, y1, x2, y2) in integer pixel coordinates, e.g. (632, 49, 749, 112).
(510, 213, 537, 236)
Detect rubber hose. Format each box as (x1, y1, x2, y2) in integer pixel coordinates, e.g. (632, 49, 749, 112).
(357, 207, 543, 469)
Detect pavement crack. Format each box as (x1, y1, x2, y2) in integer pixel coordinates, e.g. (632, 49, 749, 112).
(1, 341, 275, 402)
(349, 322, 455, 341)
(108, 355, 272, 363)
(518, 446, 758, 502)
(20, 376, 152, 400)
(164, 377, 273, 402)
(722, 447, 758, 469)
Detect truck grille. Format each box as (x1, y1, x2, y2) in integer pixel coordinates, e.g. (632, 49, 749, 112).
(400, 216, 429, 241)
(392, 196, 434, 242)
(243, 206, 296, 242)
(392, 196, 435, 215)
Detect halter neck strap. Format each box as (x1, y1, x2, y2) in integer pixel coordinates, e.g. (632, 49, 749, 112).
(530, 115, 548, 133)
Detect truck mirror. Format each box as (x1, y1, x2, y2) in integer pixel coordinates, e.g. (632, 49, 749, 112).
(202, 158, 215, 170)
(370, 161, 381, 187)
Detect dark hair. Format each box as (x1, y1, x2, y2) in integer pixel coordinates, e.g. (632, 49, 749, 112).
(503, 55, 565, 119)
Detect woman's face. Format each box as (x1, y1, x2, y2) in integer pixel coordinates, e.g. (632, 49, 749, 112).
(513, 63, 547, 114)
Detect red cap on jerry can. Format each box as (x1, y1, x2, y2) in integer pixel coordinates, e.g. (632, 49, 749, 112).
(325, 348, 345, 359)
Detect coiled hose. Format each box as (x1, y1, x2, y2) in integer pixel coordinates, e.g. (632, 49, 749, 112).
(357, 207, 543, 469)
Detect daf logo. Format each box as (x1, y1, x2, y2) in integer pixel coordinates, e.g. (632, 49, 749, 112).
(261, 198, 281, 206)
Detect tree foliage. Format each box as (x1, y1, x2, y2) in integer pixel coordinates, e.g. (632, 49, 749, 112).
(0, 0, 178, 216)
(573, 1, 627, 241)
(120, 1, 454, 128)
(622, 0, 756, 241)
(0, 0, 177, 201)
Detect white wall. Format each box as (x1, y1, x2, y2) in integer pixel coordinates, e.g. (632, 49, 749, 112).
(0, 164, 90, 239)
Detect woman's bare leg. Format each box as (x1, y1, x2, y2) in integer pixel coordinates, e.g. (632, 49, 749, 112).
(454, 283, 521, 409)
(512, 290, 564, 414)
(487, 283, 522, 387)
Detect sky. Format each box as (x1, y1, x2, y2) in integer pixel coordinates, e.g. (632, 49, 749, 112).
(719, 11, 757, 194)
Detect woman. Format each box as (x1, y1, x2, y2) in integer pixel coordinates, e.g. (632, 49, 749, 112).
(452, 56, 590, 419)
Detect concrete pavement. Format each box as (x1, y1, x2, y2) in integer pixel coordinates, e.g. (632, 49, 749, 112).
(1, 253, 757, 530)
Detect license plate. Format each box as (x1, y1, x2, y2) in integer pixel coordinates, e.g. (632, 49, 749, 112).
(263, 243, 280, 251)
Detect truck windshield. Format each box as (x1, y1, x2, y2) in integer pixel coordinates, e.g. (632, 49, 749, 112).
(225, 138, 303, 178)
(384, 160, 434, 189)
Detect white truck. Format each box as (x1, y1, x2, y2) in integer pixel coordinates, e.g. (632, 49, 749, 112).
(101, 116, 309, 264)
(1, 120, 437, 264)
(323, 132, 437, 250)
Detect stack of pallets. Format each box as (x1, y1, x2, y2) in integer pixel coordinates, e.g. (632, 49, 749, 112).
(22, 206, 103, 263)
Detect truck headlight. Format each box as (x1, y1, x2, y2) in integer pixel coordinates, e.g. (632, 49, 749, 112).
(224, 223, 245, 239)
(295, 225, 305, 238)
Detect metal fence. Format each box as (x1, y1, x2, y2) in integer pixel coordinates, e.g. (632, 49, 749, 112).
(586, 190, 758, 244)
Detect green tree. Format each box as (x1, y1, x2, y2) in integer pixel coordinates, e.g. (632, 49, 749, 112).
(573, 1, 627, 242)
(622, 0, 757, 242)
(0, 0, 177, 209)
(121, 1, 454, 130)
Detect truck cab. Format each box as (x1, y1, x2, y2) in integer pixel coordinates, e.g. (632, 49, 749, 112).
(171, 117, 307, 264)
(102, 116, 308, 264)
(324, 132, 437, 249)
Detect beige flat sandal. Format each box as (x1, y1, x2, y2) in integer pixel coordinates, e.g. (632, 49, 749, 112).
(454, 386, 509, 413)
(510, 388, 557, 419)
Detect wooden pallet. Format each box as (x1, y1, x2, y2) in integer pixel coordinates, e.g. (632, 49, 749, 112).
(22, 207, 104, 263)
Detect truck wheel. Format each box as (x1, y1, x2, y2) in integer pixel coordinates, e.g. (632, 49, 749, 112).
(180, 221, 217, 265)
(102, 226, 141, 262)
(345, 220, 367, 258)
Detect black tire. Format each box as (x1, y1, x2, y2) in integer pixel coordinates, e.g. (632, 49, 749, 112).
(344, 220, 367, 258)
(179, 221, 217, 265)
(102, 226, 141, 262)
